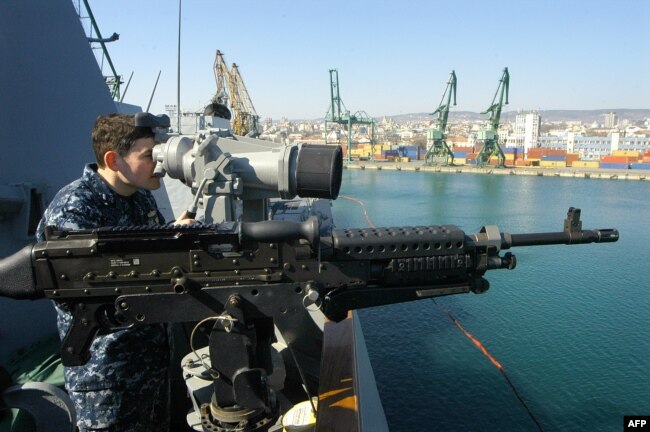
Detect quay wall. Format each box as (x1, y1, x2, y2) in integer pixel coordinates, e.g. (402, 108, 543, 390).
(344, 161, 648, 181)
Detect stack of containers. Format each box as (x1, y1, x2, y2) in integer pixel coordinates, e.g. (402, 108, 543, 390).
(453, 151, 467, 165)
(565, 153, 580, 166)
(452, 145, 475, 154)
(630, 151, 650, 170)
(350, 144, 373, 159)
(643, 151, 650, 163)
(527, 148, 566, 161)
(382, 149, 400, 161)
(599, 155, 634, 170)
(630, 162, 650, 170)
(540, 154, 566, 168)
(399, 145, 420, 161)
(488, 156, 503, 166)
(502, 147, 522, 165)
(373, 144, 393, 160)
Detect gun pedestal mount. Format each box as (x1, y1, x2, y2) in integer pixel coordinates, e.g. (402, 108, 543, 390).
(201, 294, 278, 430)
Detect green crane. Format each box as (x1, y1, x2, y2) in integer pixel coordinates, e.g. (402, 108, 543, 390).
(425, 70, 457, 166)
(324, 69, 376, 163)
(476, 67, 509, 168)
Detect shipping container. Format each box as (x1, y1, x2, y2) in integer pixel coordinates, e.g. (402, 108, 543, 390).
(540, 160, 566, 168)
(515, 159, 531, 167)
(541, 155, 567, 162)
(572, 160, 600, 168)
(454, 157, 466, 165)
(383, 149, 400, 157)
(398, 145, 420, 160)
(527, 148, 567, 159)
(599, 162, 630, 170)
(452, 146, 475, 154)
(453, 151, 468, 158)
(566, 154, 580, 165)
(630, 163, 650, 170)
(600, 155, 637, 164)
(613, 150, 640, 158)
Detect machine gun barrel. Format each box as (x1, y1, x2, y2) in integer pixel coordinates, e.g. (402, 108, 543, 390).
(501, 207, 619, 248)
(504, 228, 619, 248)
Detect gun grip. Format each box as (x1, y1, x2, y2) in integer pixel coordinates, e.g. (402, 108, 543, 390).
(60, 302, 103, 366)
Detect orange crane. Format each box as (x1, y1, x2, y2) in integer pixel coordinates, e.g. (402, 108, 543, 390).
(212, 50, 231, 107)
(229, 63, 260, 137)
(210, 51, 260, 137)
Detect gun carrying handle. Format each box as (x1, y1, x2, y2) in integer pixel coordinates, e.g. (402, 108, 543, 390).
(241, 217, 320, 248)
(0, 244, 42, 300)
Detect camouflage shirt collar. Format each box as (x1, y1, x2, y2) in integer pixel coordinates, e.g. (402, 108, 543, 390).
(81, 163, 128, 207)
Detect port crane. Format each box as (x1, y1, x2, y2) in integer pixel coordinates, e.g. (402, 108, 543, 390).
(211, 51, 260, 137)
(324, 69, 376, 163)
(229, 63, 260, 137)
(212, 50, 230, 108)
(476, 67, 509, 167)
(424, 70, 457, 166)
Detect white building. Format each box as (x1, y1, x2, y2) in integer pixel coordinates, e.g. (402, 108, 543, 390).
(513, 111, 540, 152)
(604, 112, 618, 129)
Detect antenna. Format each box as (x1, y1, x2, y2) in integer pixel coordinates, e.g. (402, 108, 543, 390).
(119, 71, 134, 103)
(146, 70, 162, 112)
(176, 0, 182, 132)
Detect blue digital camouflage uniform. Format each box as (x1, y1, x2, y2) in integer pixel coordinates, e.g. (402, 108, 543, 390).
(36, 163, 170, 432)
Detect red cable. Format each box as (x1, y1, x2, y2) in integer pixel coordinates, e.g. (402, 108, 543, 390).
(339, 195, 375, 228)
(433, 300, 544, 432)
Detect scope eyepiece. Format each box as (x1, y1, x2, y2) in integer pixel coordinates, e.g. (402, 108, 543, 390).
(296, 144, 342, 200)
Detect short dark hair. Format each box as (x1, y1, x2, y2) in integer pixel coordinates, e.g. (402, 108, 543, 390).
(92, 113, 155, 167)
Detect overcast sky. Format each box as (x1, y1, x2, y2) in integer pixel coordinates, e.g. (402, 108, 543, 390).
(85, 0, 650, 120)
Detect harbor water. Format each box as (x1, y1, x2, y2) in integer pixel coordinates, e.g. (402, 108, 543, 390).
(331, 168, 650, 432)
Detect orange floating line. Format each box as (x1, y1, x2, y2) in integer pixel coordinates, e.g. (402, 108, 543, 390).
(433, 300, 544, 432)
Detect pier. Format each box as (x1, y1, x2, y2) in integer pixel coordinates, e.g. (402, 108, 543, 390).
(345, 161, 648, 181)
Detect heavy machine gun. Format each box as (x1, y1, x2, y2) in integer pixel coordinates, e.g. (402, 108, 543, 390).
(0, 113, 619, 431)
(0, 208, 618, 430)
